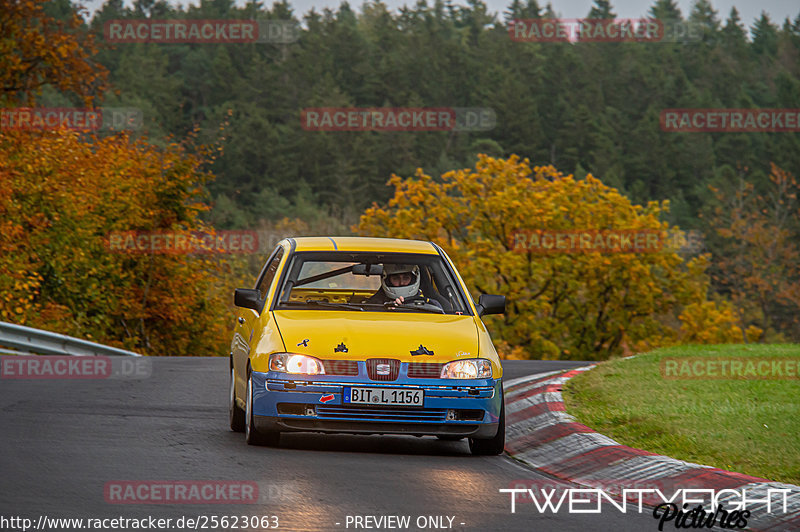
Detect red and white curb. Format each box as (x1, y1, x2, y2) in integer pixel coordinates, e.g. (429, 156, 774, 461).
(502, 367, 800, 530)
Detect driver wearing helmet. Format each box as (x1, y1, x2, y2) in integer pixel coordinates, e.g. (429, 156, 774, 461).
(366, 263, 442, 308)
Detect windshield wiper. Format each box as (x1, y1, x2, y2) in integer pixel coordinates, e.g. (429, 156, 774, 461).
(354, 302, 446, 314)
(301, 299, 365, 311)
(382, 301, 445, 314)
(280, 300, 444, 314)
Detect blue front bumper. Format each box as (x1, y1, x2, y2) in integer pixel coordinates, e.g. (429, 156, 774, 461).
(251, 367, 502, 438)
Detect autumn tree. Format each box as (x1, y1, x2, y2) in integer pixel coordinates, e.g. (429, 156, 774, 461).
(1, 0, 108, 106)
(0, 1, 249, 356)
(358, 155, 741, 360)
(704, 163, 800, 341)
(0, 128, 238, 355)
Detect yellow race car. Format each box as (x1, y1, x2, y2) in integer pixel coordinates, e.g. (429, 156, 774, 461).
(229, 237, 506, 455)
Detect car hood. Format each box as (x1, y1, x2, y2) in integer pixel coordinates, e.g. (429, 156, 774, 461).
(271, 310, 479, 363)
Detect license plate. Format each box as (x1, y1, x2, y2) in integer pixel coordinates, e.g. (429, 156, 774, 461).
(345, 387, 424, 406)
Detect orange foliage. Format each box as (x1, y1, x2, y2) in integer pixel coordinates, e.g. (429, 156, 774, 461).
(0, 128, 229, 355)
(1, 0, 108, 106)
(705, 163, 800, 341)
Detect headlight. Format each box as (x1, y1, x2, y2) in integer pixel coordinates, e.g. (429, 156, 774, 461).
(440, 358, 492, 379)
(269, 353, 325, 375)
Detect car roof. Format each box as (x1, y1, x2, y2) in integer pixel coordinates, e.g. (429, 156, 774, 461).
(287, 236, 439, 254)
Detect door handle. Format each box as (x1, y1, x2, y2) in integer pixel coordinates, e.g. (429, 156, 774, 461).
(238, 317, 245, 324)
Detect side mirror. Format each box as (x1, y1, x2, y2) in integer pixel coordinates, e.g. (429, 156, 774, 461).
(352, 263, 383, 276)
(234, 288, 262, 311)
(476, 294, 505, 316)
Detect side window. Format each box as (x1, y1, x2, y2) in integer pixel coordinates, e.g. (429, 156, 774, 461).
(256, 247, 285, 300)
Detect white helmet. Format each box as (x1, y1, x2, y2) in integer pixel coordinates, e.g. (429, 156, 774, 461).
(381, 263, 420, 300)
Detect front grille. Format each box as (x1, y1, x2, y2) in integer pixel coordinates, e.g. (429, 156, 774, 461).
(323, 359, 358, 376)
(366, 358, 399, 381)
(407, 362, 443, 378)
(316, 406, 447, 422)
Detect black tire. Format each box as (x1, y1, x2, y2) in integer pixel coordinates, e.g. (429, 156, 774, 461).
(229, 368, 245, 433)
(245, 372, 280, 446)
(468, 393, 505, 456)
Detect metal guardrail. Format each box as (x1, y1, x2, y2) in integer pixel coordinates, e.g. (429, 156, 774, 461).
(0, 321, 142, 357)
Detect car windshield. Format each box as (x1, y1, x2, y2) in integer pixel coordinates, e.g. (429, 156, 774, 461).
(274, 251, 471, 315)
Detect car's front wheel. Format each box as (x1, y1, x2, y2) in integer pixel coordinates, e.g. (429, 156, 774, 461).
(245, 371, 280, 446)
(229, 368, 245, 432)
(468, 394, 505, 456)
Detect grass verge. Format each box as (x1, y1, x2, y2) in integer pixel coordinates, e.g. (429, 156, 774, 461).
(562, 344, 800, 485)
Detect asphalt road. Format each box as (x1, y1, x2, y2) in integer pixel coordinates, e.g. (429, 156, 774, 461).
(0, 358, 656, 531)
